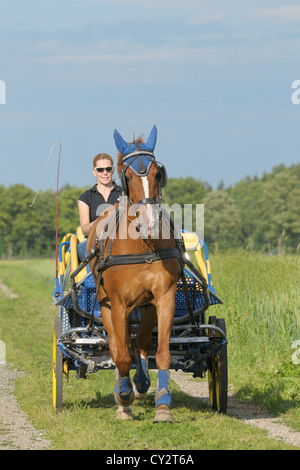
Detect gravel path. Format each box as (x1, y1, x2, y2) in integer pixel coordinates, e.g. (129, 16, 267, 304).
(0, 366, 50, 450)
(0, 280, 50, 449)
(170, 370, 300, 448)
(0, 279, 18, 299)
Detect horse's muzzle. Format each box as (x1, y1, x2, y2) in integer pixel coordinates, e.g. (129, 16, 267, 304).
(134, 200, 160, 240)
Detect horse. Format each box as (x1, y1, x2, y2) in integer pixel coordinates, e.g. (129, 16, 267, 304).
(87, 125, 181, 422)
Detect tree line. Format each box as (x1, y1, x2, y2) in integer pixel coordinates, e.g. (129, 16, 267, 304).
(0, 163, 299, 259)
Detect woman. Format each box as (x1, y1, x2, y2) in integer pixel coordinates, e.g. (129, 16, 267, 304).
(77, 153, 123, 260)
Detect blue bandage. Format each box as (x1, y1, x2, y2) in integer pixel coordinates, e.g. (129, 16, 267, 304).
(114, 374, 133, 404)
(155, 370, 172, 407)
(133, 356, 150, 394)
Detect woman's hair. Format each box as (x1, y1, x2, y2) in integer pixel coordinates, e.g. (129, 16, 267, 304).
(93, 153, 114, 168)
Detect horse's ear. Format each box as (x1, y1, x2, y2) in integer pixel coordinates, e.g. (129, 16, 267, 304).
(145, 125, 157, 151)
(113, 129, 130, 156)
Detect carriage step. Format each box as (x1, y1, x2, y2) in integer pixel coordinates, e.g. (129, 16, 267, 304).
(169, 337, 210, 344)
(73, 338, 108, 346)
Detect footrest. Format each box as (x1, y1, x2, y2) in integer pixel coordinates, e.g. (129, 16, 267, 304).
(169, 337, 209, 344)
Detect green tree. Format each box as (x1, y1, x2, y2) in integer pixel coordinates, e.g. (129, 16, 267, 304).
(30, 189, 56, 256)
(203, 190, 242, 251)
(163, 177, 211, 206)
(228, 176, 264, 250)
(162, 177, 211, 234)
(57, 185, 87, 236)
(0, 185, 36, 258)
(258, 167, 300, 253)
(0, 163, 299, 258)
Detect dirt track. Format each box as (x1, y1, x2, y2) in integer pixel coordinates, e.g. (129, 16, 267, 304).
(0, 366, 50, 450)
(0, 364, 299, 450)
(170, 370, 300, 448)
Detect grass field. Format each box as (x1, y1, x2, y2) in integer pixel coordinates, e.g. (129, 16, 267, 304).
(211, 251, 300, 427)
(0, 252, 299, 450)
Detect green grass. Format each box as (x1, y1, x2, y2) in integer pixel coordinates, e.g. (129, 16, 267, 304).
(210, 250, 300, 428)
(0, 253, 299, 450)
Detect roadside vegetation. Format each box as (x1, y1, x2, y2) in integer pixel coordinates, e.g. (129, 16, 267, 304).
(0, 163, 299, 258)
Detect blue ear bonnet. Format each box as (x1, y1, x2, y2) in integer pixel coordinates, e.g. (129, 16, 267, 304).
(122, 154, 153, 176)
(114, 125, 157, 176)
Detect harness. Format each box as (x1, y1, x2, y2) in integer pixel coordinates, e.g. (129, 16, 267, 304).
(70, 204, 210, 334)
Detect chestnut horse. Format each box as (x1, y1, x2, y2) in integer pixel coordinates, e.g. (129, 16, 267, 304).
(87, 126, 181, 422)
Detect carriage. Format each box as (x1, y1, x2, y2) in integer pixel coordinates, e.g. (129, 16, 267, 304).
(52, 126, 228, 422)
(52, 228, 228, 415)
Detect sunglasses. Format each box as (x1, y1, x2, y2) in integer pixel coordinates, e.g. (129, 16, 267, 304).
(94, 166, 114, 173)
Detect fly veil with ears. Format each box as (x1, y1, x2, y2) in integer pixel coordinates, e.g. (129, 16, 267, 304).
(113, 125, 167, 198)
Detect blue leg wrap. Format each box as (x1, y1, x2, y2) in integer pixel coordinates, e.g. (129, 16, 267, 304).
(114, 371, 134, 405)
(133, 356, 150, 394)
(155, 370, 172, 408)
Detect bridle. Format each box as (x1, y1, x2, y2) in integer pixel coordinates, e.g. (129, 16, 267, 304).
(119, 146, 167, 211)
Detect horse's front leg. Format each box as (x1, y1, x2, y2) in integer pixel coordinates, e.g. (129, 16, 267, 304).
(99, 295, 133, 420)
(153, 291, 177, 423)
(111, 301, 135, 415)
(133, 305, 157, 398)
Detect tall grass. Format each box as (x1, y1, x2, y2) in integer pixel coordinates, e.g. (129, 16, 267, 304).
(210, 250, 300, 425)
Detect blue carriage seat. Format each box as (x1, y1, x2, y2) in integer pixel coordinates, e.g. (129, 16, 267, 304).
(57, 227, 90, 293)
(54, 229, 222, 320)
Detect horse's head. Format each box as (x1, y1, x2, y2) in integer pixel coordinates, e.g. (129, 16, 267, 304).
(114, 125, 167, 239)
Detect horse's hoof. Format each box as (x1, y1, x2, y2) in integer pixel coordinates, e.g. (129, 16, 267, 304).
(114, 389, 135, 406)
(153, 406, 173, 423)
(116, 406, 134, 420)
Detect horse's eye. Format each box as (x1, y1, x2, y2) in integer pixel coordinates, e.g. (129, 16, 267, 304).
(155, 171, 161, 181)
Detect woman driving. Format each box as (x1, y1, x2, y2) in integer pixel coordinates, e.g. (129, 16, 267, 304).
(77, 153, 122, 259)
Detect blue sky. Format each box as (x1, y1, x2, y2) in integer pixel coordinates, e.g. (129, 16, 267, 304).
(1, 0, 300, 191)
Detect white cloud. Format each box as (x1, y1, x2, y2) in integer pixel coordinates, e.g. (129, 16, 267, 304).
(77, 0, 203, 6)
(12, 38, 186, 65)
(3, 2, 300, 90)
(185, 11, 227, 26)
(252, 5, 300, 22)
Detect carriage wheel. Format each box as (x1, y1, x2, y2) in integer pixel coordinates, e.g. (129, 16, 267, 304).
(207, 317, 228, 413)
(53, 316, 63, 412)
(207, 316, 217, 408)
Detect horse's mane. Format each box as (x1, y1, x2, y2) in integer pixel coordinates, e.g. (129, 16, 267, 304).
(117, 135, 145, 175)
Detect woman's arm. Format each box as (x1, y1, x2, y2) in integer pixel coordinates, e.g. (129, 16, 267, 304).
(77, 201, 95, 236)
